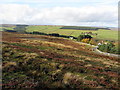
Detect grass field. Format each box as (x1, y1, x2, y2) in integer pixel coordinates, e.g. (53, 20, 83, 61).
(0, 27, 2, 31)
(0, 26, 16, 31)
(25, 25, 118, 41)
(1, 25, 118, 41)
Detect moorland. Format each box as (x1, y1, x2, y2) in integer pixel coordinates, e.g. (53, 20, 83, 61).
(1, 24, 120, 89)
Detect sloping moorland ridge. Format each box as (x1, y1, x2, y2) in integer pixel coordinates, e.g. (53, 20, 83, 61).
(2, 31, 120, 89)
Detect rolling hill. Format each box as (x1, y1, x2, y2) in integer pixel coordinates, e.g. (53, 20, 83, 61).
(2, 31, 119, 89)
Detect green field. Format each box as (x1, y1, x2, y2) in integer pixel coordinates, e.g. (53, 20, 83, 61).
(0, 26, 16, 31)
(0, 27, 3, 31)
(2, 25, 118, 41)
(25, 25, 118, 41)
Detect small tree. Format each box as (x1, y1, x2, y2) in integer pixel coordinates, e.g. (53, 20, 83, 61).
(77, 35, 84, 41)
(77, 34, 92, 42)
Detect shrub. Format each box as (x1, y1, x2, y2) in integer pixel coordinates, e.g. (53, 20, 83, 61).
(89, 39, 98, 45)
(81, 38, 90, 43)
(77, 34, 92, 42)
(98, 42, 119, 54)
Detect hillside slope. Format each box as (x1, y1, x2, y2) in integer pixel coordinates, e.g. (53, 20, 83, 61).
(2, 32, 119, 89)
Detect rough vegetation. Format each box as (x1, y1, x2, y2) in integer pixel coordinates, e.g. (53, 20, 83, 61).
(2, 31, 119, 89)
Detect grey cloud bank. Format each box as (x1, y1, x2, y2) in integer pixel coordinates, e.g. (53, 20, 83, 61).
(0, 4, 118, 27)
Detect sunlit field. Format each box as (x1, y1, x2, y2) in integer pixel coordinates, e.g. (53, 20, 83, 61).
(25, 25, 118, 41)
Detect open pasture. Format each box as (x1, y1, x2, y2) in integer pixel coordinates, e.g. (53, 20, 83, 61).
(26, 25, 118, 41)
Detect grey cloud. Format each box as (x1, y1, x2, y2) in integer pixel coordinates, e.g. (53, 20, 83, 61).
(0, 4, 118, 27)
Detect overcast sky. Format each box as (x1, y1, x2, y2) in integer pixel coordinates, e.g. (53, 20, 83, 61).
(0, 0, 119, 27)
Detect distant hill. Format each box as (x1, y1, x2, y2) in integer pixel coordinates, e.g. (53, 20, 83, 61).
(0, 24, 29, 27)
(109, 27, 119, 31)
(0, 24, 16, 27)
(60, 26, 110, 30)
